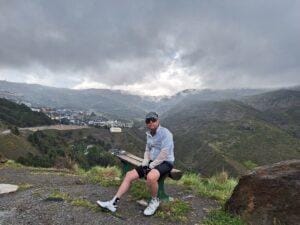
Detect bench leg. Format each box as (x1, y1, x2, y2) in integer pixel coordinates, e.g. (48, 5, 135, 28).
(158, 177, 173, 201)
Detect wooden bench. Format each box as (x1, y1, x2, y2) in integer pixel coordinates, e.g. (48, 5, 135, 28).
(111, 149, 182, 201)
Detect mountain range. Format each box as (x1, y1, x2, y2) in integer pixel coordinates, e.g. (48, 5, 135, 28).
(162, 98, 300, 176)
(0, 80, 299, 176)
(0, 80, 270, 119)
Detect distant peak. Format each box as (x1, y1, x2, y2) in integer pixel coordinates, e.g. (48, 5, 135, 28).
(175, 89, 199, 96)
(182, 89, 198, 93)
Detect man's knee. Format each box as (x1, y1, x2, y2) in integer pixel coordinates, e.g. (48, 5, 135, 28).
(146, 170, 160, 183)
(124, 170, 138, 181)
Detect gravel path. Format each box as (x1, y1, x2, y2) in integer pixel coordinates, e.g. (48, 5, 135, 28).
(0, 166, 219, 225)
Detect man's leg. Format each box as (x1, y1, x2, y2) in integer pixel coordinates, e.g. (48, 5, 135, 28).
(115, 169, 140, 198)
(97, 169, 139, 212)
(144, 169, 161, 216)
(146, 169, 160, 198)
(144, 162, 174, 216)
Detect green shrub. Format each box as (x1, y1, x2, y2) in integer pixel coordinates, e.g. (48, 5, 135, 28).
(17, 153, 54, 168)
(243, 160, 258, 170)
(11, 126, 20, 135)
(84, 166, 121, 186)
(180, 172, 237, 203)
(71, 199, 97, 210)
(46, 190, 71, 201)
(157, 199, 191, 222)
(86, 147, 118, 167)
(129, 180, 151, 200)
(201, 210, 246, 225)
(18, 183, 33, 191)
(47, 191, 98, 211)
(4, 160, 24, 168)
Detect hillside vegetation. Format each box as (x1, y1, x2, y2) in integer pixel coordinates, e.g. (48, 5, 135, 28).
(0, 98, 54, 127)
(163, 99, 300, 176)
(15, 127, 145, 169)
(0, 134, 39, 159)
(244, 89, 300, 137)
(0, 120, 6, 131)
(243, 89, 300, 111)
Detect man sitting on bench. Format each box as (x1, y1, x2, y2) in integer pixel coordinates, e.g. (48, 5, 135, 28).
(97, 111, 175, 216)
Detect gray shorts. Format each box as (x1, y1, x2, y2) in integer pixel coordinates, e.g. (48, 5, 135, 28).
(135, 161, 173, 179)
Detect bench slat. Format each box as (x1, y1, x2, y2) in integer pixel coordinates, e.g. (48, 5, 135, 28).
(125, 153, 143, 162)
(118, 155, 141, 166)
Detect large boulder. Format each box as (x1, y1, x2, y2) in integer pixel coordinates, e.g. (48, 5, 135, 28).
(225, 160, 300, 225)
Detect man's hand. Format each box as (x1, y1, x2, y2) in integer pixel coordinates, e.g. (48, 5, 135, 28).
(149, 162, 155, 169)
(141, 158, 149, 167)
(142, 166, 151, 179)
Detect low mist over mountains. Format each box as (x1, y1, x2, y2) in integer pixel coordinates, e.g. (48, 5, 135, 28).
(0, 80, 269, 120)
(0, 80, 299, 176)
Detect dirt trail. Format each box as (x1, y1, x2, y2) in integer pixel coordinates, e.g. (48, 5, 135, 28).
(0, 166, 219, 225)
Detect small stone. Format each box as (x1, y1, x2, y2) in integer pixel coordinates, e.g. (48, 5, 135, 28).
(0, 184, 19, 194)
(182, 194, 195, 200)
(136, 199, 148, 207)
(75, 179, 84, 185)
(202, 207, 210, 213)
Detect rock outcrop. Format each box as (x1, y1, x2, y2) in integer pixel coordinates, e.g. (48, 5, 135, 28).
(225, 160, 300, 225)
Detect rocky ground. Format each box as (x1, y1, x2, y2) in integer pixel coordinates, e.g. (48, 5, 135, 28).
(0, 165, 219, 225)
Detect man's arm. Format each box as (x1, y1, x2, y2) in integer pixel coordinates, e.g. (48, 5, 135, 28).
(141, 147, 150, 166)
(149, 148, 168, 169)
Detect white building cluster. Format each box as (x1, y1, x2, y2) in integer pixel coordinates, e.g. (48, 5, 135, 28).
(88, 120, 133, 128)
(31, 107, 134, 129)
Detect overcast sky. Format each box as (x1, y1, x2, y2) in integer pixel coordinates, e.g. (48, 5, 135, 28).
(0, 0, 299, 96)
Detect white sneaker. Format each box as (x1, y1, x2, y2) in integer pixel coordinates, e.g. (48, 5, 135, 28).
(143, 198, 160, 216)
(96, 200, 117, 212)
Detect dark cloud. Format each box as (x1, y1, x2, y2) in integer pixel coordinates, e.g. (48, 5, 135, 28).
(0, 0, 299, 93)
